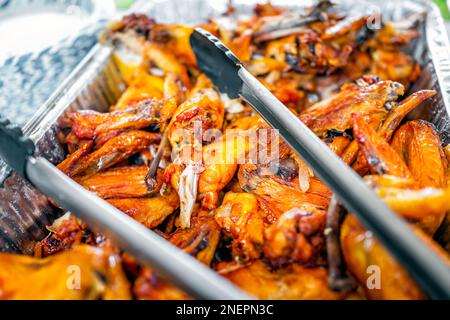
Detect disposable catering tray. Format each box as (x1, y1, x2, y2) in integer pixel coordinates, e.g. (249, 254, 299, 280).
(0, 0, 449, 256)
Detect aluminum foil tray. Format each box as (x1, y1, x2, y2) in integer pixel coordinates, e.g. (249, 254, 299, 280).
(0, 0, 449, 254)
(0, 0, 117, 126)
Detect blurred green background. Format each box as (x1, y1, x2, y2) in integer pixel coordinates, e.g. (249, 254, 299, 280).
(115, 0, 135, 11)
(435, 0, 450, 20)
(120, 1, 450, 20)
(115, 1, 450, 19)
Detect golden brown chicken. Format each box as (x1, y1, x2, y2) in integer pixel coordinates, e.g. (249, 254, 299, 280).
(300, 76, 404, 136)
(214, 192, 265, 260)
(3, 2, 448, 301)
(108, 186, 179, 229)
(216, 260, 343, 300)
(0, 245, 130, 300)
(341, 214, 450, 300)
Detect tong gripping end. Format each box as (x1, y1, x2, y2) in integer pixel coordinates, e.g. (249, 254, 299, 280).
(0, 117, 35, 178)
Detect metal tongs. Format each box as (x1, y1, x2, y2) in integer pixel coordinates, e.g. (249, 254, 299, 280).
(189, 28, 450, 299)
(0, 119, 251, 300)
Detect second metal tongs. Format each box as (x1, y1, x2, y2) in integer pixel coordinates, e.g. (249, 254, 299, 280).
(0, 118, 251, 300)
(189, 28, 450, 299)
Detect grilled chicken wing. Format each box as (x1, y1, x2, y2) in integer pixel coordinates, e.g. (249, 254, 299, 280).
(300, 77, 404, 136)
(214, 192, 265, 260)
(108, 186, 179, 229)
(164, 87, 226, 227)
(77, 166, 153, 199)
(391, 120, 448, 188)
(68, 130, 160, 178)
(114, 71, 164, 110)
(57, 140, 93, 177)
(341, 214, 450, 300)
(68, 99, 161, 140)
(352, 114, 412, 177)
(340, 89, 435, 166)
(103, 14, 194, 86)
(263, 206, 326, 267)
(216, 260, 343, 300)
(238, 163, 331, 222)
(34, 214, 99, 257)
(168, 214, 221, 265)
(354, 115, 450, 233)
(168, 88, 224, 152)
(0, 245, 130, 300)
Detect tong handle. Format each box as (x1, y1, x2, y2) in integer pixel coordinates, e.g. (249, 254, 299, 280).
(0, 117, 35, 178)
(189, 28, 450, 299)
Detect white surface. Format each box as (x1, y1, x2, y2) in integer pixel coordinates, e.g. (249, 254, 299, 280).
(0, 11, 88, 60)
(0, 0, 116, 62)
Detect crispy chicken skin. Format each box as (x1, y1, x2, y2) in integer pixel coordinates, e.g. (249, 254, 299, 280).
(133, 268, 189, 300)
(341, 214, 450, 300)
(300, 77, 404, 136)
(216, 260, 343, 300)
(4, 2, 448, 300)
(68, 99, 161, 140)
(108, 186, 179, 229)
(391, 120, 448, 188)
(352, 114, 412, 178)
(263, 206, 326, 267)
(238, 163, 331, 221)
(34, 214, 93, 257)
(57, 140, 93, 177)
(168, 214, 221, 266)
(67, 130, 160, 178)
(340, 214, 425, 300)
(214, 192, 265, 260)
(77, 166, 151, 199)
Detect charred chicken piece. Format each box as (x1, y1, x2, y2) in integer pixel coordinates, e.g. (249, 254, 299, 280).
(34, 214, 101, 257)
(340, 89, 436, 166)
(238, 163, 331, 222)
(68, 130, 160, 178)
(164, 86, 225, 228)
(263, 206, 327, 267)
(168, 215, 221, 266)
(300, 77, 404, 136)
